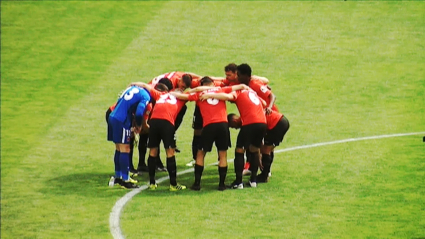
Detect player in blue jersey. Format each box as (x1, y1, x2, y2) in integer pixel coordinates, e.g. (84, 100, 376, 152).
(107, 86, 151, 189)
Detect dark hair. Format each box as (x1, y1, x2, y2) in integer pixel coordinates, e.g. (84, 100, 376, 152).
(200, 76, 213, 86)
(237, 63, 252, 77)
(158, 77, 173, 91)
(182, 74, 193, 88)
(227, 113, 237, 123)
(154, 83, 169, 92)
(224, 63, 238, 73)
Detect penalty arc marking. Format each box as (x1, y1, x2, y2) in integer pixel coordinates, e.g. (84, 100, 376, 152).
(110, 131, 425, 239)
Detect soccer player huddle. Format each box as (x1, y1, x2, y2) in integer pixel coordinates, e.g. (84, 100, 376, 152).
(106, 63, 290, 191)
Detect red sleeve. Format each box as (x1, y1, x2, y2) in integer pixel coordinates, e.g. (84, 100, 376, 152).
(249, 81, 271, 100)
(187, 93, 199, 102)
(149, 88, 162, 101)
(222, 86, 233, 94)
(213, 80, 224, 87)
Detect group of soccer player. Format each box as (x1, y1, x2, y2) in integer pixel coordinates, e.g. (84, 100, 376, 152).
(106, 63, 290, 191)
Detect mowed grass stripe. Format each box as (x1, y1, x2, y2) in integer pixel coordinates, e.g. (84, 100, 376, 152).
(1, 2, 166, 238)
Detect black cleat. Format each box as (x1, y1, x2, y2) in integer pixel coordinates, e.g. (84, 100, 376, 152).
(120, 180, 139, 189)
(218, 184, 226, 191)
(190, 184, 201, 191)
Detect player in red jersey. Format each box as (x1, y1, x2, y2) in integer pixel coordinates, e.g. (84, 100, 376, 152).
(149, 71, 202, 91)
(130, 82, 187, 191)
(200, 84, 267, 188)
(171, 77, 231, 191)
(236, 64, 278, 114)
(227, 110, 290, 183)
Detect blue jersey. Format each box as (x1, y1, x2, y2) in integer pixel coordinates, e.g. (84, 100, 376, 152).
(109, 86, 151, 126)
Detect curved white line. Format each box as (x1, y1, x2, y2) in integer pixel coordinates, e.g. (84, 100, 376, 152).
(110, 131, 425, 239)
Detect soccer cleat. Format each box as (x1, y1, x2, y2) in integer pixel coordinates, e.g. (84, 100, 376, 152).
(169, 183, 187, 191)
(242, 169, 252, 176)
(218, 184, 226, 191)
(126, 177, 138, 184)
(185, 160, 196, 167)
(108, 176, 115, 187)
(156, 167, 167, 172)
(130, 169, 139, 177)
(190, 184, 201, 191)
(247, 181, 257, 188)
(149, 183, 158, 190)
(121, 180, 139, 189)
(108, 176, 123, 187)
(256, 174, 269, 183)
(228, 181, 244, 189)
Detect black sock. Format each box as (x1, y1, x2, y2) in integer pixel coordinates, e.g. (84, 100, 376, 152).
(249, 151, 259, 182)
(194, 164, 204, 186)
(260, 153, 272, 177)
(234, 152, 244, 184)
(137, 133, 149, 169)
(147, 156, 156, 184)
(192, 135, 201, 160)
(156, 150, 164, 168)
(218, 166, 227, 186)
(166, 156, 177, 186)
(271, 151, 274, 163)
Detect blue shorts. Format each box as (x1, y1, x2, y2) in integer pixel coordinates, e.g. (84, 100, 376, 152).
(108, 116, 132, 144)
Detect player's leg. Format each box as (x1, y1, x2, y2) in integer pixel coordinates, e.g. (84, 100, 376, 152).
(215, 122, 229, 191)
(246, 123, 267, 187)
(137, 132, 149, 173)
(146, 119, 162, 189)
(109, 117, 138, 189)
(188, 105, 203, 166)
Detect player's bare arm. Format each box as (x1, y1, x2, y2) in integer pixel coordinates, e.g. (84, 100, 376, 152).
(170, 91, 190, 101)
(187, 86, 219, 93)
(265, 92, 277, 115)
(252, 75, 269, 84)
(129, 82, 153, 91)
(200, 92, 233, 101)
(230, 84, 250, 91)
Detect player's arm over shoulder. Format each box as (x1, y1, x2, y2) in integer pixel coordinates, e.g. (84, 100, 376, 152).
(252, 75, 269, 84)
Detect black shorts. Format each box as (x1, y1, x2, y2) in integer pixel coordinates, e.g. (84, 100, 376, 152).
(147, 119, 175, 149)
(264, 116, 290, 147)
(192, 105, 203, 130)
(236, 123, 267, 149)
(199, 122, 229, 152)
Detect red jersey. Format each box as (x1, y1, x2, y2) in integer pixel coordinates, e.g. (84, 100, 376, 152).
(266, 110, 283, 130)
(221, 79, 238, 87)
(188, 88, 228, 127)
(248, 80, 278, 112)
(223, 87, 266, 126)
(149, 71, 185, 89)
(149, 89, 186, 125)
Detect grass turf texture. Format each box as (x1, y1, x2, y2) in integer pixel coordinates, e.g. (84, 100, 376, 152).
(1, 1, 424, 239)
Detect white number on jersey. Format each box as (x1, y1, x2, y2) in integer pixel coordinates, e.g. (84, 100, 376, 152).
(156, 94, 177, 104)
(248, 91, 260, 105)
(120, 87, 140, 101)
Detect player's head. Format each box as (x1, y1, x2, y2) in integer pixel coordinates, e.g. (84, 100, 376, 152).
(227, 113, 242, 129)
(200, 76, 214, 86)
(224, 63, 238, 82)
(177, 74, 193, 90)
(154, 83, 169, 92)
(236, 63, 252, 85)
(158, 77, 173, 91)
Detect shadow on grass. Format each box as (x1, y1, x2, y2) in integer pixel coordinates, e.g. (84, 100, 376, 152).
(39, 172, 130, 198)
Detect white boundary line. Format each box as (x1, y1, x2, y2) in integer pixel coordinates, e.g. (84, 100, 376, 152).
(109, 131, 425, 239)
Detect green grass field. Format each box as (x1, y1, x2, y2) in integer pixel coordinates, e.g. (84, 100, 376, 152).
(1, 1, 424, 238)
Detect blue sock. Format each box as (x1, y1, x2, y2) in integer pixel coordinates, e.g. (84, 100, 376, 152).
(114, 150, 121, 178)
(120, 152, 130, 181)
